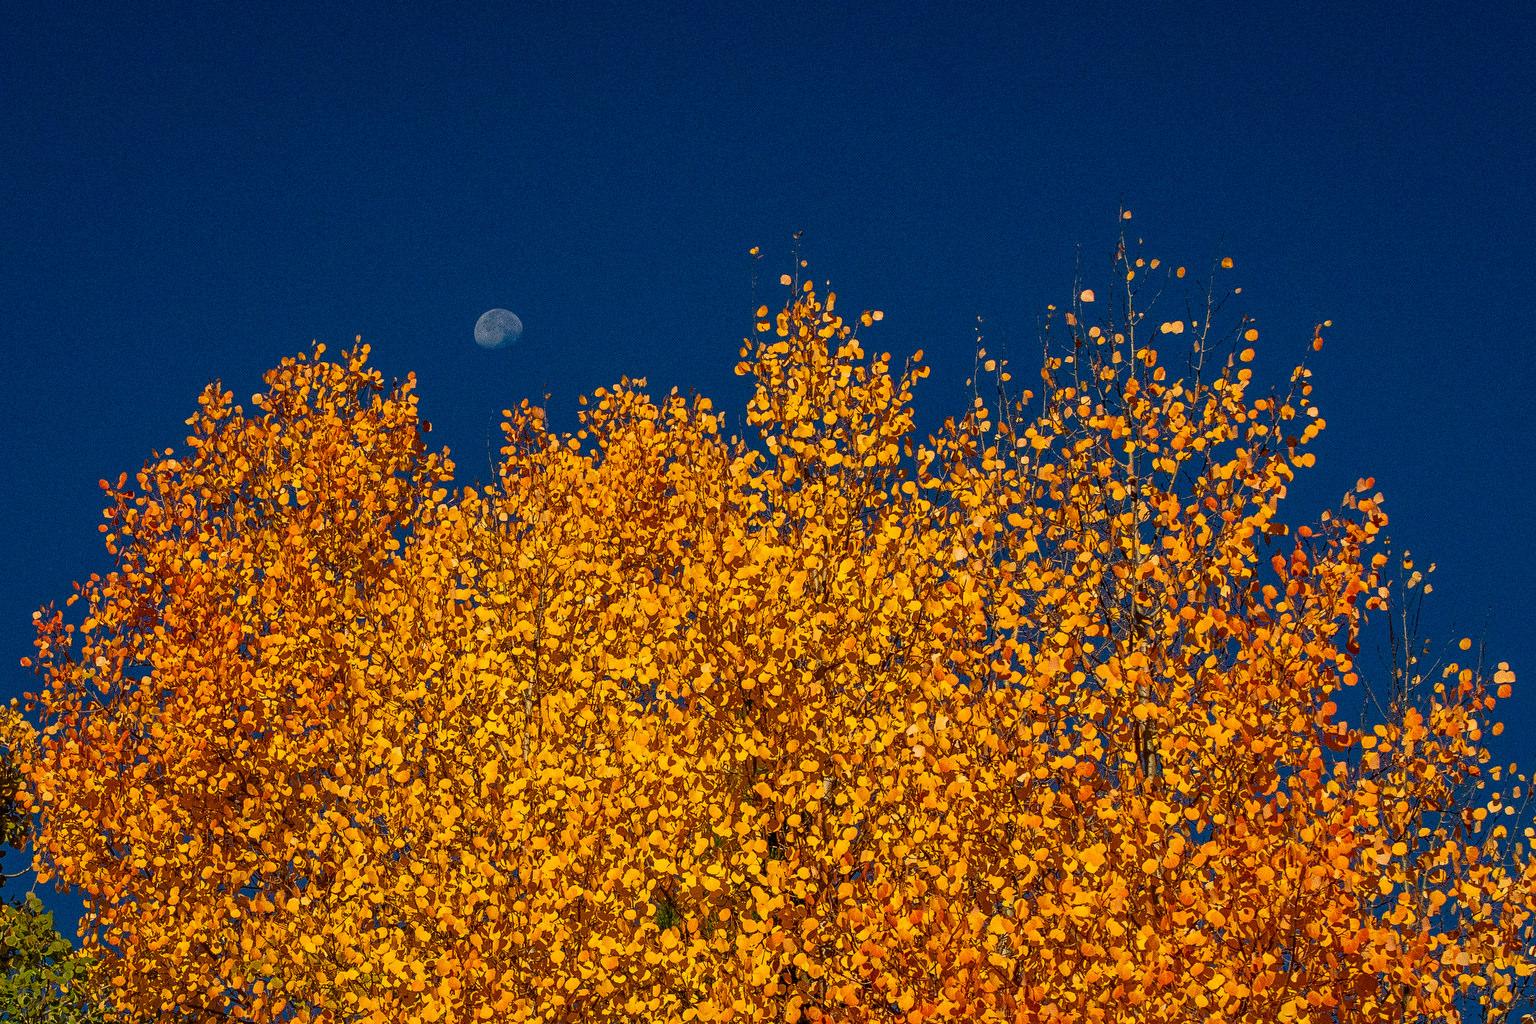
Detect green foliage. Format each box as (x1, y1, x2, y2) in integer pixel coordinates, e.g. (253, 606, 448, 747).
(0, 895, 101, 1024)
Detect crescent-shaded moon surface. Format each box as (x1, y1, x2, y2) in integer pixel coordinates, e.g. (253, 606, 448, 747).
(474, 308, 523, 349)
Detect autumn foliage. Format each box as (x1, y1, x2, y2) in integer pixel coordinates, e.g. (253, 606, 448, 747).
(14, 238, 1536, 1023)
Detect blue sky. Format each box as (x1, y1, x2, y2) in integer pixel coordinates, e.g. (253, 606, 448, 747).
(3, 2, 1534, 912)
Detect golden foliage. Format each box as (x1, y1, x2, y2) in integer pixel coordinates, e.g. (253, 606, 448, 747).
(15, 245, 1536, 1022)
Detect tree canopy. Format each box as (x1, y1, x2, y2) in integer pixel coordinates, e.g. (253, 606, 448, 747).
(14, 239, 1536, 1022)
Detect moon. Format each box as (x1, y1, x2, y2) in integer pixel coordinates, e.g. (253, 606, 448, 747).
(474, 308, 523, 349)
